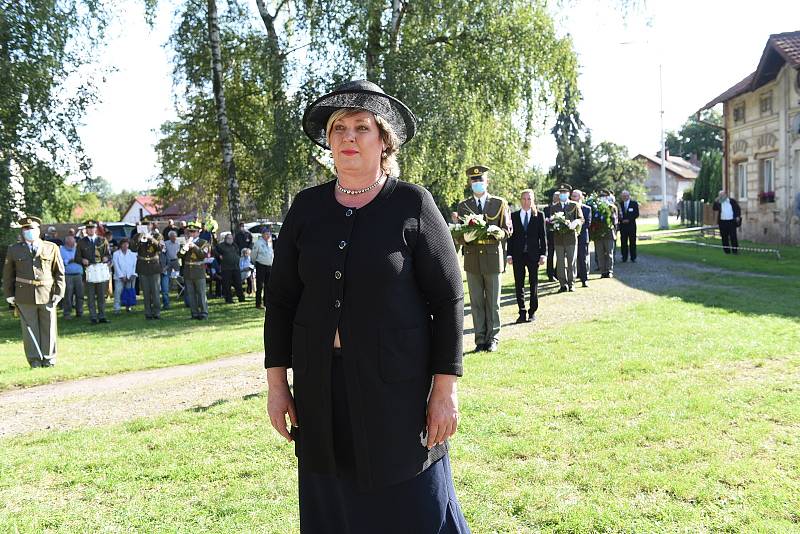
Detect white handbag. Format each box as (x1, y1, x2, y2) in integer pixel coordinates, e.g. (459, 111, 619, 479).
(86, 263, 111, 283)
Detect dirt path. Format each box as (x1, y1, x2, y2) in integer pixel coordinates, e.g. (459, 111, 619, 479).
(0, 254, 703, 438)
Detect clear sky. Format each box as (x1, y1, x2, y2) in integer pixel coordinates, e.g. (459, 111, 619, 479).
(78, 0, 800, 192)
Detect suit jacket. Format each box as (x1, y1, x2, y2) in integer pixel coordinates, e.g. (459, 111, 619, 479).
(550, 201, 584, 246)
(3, 240, 65, 305)
(619, 200, 639, 231)
(265, 177, 463, 491)
(74, 236, 110, 267)
(712, 198, 742, 227)
(577, 204, 592, 245)
(455, 194, 512, 274)
(507, 209, 546, 259)
(543, 204, 556, 240)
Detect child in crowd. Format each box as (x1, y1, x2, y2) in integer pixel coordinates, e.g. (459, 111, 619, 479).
(240, 248, 254, 295)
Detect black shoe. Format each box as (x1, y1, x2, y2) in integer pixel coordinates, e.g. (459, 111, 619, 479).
(581, 281, 588, 288)
(199, 315, 208, 320)
(631, 258, 636, 263)
(99, 318, 109, 323)
(548, 276, 555, 282)
(515, 313, 528, 324)
(486, 340, 499, 352)
(558, 286, 568, 293)
(90, 318, 98, 324)
(568, 285, 575, 292)
(238, 298, 246, 303)
(154, 316, 161, 320)
(474, 343, 487, 352)
(145, 316, 153, 320)
(601, 273, 610, 278)
(225, 300, 234, 304)
(527, 312, 536, 322)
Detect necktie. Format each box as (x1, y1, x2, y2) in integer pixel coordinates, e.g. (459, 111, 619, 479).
(477, 199, 483, 214)
(523, 211, 529, 231)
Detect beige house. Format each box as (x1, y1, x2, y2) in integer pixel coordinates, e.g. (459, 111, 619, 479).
(698, 31, 800, 245)
(634, 151, 699, 212)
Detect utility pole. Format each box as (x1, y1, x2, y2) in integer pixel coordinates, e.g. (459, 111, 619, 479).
(658, 64, 669, 230)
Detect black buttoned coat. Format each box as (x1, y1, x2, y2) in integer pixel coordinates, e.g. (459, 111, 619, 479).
(264, 177, 464, 490)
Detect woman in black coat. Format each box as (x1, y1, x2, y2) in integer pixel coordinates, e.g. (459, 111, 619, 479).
(264, 80, 471, 533)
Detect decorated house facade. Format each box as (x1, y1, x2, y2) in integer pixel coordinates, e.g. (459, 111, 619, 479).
(699, 31, 800, 245)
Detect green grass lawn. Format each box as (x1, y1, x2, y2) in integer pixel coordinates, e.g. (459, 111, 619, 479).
(2, 269, 799, 531)
(638, 236, 800, 278)
(0, 297, 265, 391)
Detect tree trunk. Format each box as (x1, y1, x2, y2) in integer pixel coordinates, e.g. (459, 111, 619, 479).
(207, 0, 241, 232)
(365, 0, 384, 81)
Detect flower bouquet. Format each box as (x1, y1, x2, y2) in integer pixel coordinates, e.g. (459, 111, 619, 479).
(450, 214, 505, 243)
(546, 212, 580, 235)
(586, 194, 616, 240)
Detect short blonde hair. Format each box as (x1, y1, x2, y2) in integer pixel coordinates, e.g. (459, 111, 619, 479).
(326, 108, 401, 177)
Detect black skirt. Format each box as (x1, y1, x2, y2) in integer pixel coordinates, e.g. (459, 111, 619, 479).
(297, 350, 471, 534)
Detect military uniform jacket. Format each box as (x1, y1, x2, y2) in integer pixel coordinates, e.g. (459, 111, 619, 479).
(3, 240, 66, 305)
(74, 236, 110, 267)
(132, 237, 163, 276)
(178, 238, 211, 280)
(456, 194, 512, 274)
(551, 201, 584, 246)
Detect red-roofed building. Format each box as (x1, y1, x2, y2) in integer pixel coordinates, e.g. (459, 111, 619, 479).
(122, 195, 162, 224)
(698, 31, 800, 245)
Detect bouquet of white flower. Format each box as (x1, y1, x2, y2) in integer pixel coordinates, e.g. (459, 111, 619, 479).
(546, 212, 580, 235)
(450, 214, 505, 242)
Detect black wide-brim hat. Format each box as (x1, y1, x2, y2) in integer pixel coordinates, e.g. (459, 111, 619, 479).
(302, 80, 417, 149)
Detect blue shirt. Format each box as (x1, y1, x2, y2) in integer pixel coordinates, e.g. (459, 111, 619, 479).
(60, 245, 84, 275)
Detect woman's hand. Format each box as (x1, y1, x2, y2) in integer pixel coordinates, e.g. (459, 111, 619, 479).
(267, 367, 298, 442)
(426, 374, 459, 449)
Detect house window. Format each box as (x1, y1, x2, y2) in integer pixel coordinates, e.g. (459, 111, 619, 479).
(759, 158, 775, 203)
(736, 162, 747, 201)
(760, 93, 773, 116)
(733, 103, 746, 124)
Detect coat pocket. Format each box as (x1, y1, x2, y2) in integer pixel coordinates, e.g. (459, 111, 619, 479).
(378, 326, 430, 383)
(291, 323, 309, 375)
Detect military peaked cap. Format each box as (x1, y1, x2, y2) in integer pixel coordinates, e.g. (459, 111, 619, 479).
(17, 216, 42, 228)
(557, 183, 572, 192)
(84, 220, 98, 228)
(186, 222, 202, 230)
(466, 165, 490, 178)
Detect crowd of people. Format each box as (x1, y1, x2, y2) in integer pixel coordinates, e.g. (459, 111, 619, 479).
(3, 216, 275, 367)
(451, 168, 640, 354)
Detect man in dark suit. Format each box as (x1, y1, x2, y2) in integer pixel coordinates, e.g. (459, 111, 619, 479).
(506, 189, 547, 323)
(542, 191, 559, 281)
(618, 190, 639, 262)
(571, 189, 592, 287)
(712, 190, 742, 254)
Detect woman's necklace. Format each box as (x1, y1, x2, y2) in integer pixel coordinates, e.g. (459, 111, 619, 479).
(336, 174, 385, 196)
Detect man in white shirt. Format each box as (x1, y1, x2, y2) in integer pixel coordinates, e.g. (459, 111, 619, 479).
(250, 228, 274, 309)
(712, 190, 742, 254)
(111, 238, 138, 312)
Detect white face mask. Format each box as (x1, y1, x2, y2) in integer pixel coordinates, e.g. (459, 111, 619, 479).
(22, 228, 39, 242)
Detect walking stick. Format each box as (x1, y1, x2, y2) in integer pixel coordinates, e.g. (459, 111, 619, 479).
(15, 304, 45, 362)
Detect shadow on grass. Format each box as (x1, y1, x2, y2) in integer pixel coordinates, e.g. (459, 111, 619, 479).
(0, 298, 265, 343)
(616, 254, 800, 320)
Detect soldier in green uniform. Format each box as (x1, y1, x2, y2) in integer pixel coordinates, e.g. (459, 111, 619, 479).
(132, 231, 163, 319)
(549, 183, 584, 293)
(3, 216, 66, 368)
(178, 222, 211, 320)
(456, 165, 512, 352)
(74, 220, 111, 324)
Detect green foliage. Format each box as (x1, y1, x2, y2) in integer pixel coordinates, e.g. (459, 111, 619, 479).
(304, 0, 578, 210)
(549, 106, 646, 198)
(665, 109, 723, 159)
(72, 193, 120, 223)
(692, 150, 722, 202)
(0, 0, 107, 270)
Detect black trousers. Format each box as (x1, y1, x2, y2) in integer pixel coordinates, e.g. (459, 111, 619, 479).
(719, 220, 739, 254)
(255, 263, 271, 306)
(576, 237, 589, 282)
(221, 269, 244, 302)
(619, 225, 637, 261)
(545, 231, 555, 279)
(512, 253, 539, 315)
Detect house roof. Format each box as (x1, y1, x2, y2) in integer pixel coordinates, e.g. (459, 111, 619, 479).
(698, 31, 800, 111)
(635, 154, 700, 180)
(124, 195, 161, 217)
